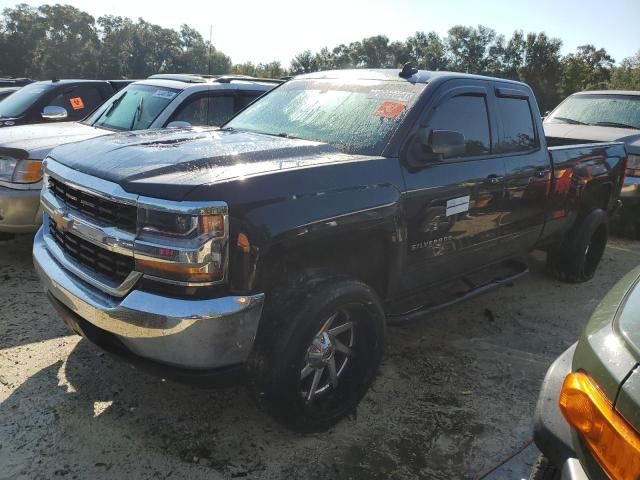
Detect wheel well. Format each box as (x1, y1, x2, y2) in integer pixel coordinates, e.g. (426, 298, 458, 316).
(582, 182, 612, 214)
(256, 231, 391, 298)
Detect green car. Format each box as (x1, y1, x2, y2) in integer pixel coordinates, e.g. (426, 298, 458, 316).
(532, 267, 640, 479)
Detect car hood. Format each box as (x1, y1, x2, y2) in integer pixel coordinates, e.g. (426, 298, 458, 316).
(544, 123, 640, 154)
(49, 127, 369, 200)
(0, 122, 109, 160)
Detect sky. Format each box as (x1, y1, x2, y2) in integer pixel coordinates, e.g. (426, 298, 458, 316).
(1, 0, 639, 66)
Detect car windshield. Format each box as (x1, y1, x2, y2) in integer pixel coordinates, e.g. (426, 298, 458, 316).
(88, 84, 179, 131)
(546, 94, 640, 130)
(0, 82, 52, 118)
(225, 78, 425, 155)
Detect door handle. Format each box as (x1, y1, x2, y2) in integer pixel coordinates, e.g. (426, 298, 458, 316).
(535, 167, 551, 178)
(486, 174, 504, 184)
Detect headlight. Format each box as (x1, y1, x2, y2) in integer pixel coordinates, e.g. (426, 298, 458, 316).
(0, 157, 18, 182)
(134, 204, 227, 284)
(0, 157, 43, 183)
(626, 154, 640, 178)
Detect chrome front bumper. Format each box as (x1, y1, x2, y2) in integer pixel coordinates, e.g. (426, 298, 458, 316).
(33, 227, 264, 370)
(0, 184, 42, 233)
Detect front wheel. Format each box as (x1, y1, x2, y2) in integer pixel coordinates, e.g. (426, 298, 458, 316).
(249, 276, 386, 433)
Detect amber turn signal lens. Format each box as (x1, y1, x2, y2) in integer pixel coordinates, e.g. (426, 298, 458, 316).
(13, 160, 43, 183)
(559, 371, 640, 480)
(136, 259, 222, 282)
(237, 233, 250, 253)
(198, 214, 224, 236)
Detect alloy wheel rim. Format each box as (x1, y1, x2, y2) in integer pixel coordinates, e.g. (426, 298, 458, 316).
(300, 309, 355, 401)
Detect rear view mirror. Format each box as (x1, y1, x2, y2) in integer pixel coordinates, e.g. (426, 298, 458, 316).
(41, 106, 68, 121)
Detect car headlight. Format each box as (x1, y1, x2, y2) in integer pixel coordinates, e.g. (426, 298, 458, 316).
(0, 157, 18, 182)
(0, 157, 43, 183)
(626, 154, 640, 178)
(134, 203, 228, 284)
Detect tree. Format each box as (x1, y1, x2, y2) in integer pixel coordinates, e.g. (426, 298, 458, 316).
(406, 31, 449, 70)
(561, 44, 615, 96)
(290, 50, 317, 74)
(519, 32, 564, 111)
(610, 50, 640, 90)
(446, 25, 498, 74)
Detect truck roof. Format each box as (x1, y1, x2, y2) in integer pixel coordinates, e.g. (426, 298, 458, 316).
(296, 68, 530, 87)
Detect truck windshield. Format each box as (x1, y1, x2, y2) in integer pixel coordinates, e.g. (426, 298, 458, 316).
(224, 79, 425, 155)
(0, 82, 52, 118)
(88, 84, 179, 131)
(546, 94, 640, 130)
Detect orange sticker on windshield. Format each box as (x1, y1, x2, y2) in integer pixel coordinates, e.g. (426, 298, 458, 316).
(69, 97, 85, 110)
(374, 101, 406, 119)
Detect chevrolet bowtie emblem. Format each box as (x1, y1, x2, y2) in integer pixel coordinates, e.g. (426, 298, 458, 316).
(50, 210, 72, 232)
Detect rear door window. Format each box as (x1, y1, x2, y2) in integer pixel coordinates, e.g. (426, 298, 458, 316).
(496, 97, 537, 153)
(427, 95, 492, 158)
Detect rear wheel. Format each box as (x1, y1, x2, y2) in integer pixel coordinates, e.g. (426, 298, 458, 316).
(249, 275, 385, 433)
(529, 455, 561, 480)
(547, 209, 608, 283)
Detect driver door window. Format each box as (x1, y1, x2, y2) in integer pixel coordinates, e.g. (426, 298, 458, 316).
(48, 86, 104, 121)
(172, 95, 236, 127)
(427, 95, 492, 158)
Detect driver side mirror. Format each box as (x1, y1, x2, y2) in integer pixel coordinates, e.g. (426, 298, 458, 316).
(41, 106, 68, 121)
(414, 128, 466, 162)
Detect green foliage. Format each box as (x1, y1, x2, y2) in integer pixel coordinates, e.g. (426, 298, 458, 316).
(289, 25, 639, 112)
(0, 3, 638, 111)
(610, 50, 640, 90)
(0, 4, 232, 79)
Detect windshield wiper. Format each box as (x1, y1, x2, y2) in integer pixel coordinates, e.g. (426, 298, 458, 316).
(552, 116, 588, 125)
(102, 93, 125, 119)
(593, 121, 640, 130)
(129, 96, 144, 130)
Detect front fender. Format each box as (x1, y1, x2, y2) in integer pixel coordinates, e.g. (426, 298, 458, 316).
(191, 157, 406, 295)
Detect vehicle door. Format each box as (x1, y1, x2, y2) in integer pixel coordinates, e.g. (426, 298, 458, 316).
(399, 80, 507, 292)
(494, 85, 551, 254)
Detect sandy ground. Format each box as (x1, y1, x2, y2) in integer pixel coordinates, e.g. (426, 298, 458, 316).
(1, 233, 640, 480)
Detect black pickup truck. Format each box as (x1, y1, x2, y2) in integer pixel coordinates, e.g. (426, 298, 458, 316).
(33, 68, 627, 432)
(0, 79, 130, 128)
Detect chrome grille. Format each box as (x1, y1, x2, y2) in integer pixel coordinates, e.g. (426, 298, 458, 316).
(48, 217, 134, 284)
(48, 176, 137, 232)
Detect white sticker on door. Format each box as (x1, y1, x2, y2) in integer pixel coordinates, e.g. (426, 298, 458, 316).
(446, 196, 470, 216)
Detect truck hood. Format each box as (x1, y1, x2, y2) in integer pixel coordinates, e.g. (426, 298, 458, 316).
(544, 123, 640, 154)
(0, 122, 109, 160)
(49, 127, 368, 200)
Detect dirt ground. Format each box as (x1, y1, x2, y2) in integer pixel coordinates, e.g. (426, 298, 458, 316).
(1, 233, 639, 480)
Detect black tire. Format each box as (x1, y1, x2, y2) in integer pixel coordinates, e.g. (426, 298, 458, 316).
(529, 454, 561, 480)
(547, 209, 608, 283)
(248, 275, 385, 433)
